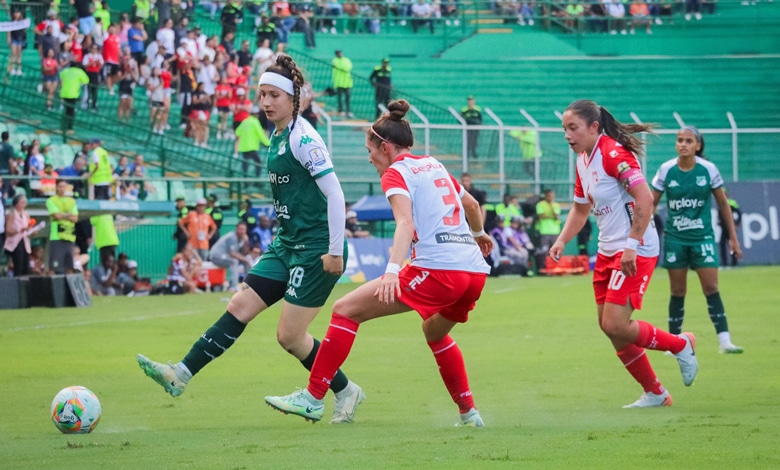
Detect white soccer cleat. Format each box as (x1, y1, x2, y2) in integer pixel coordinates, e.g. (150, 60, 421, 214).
(719, 344, 744, 354)
(330, 381, 366, 424)
(675, 332, 698, 386)
(623, 390, 673, 408)
(136, 354, 190, 397)
(456, 408, 485, 427)
(265, 389, 325, 423)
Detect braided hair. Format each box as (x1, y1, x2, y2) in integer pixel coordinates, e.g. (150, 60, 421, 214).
(265, 54, 305, 131)
(566, 100, 655, 157)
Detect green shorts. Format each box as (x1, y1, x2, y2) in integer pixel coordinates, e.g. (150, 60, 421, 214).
(662, 238, 720, 270)
(248, 240, 347, 308)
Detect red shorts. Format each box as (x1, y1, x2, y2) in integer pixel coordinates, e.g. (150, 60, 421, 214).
(592, 252, 657, 309)
(189, 110, 210, 122)
(397, 265, 487, 323)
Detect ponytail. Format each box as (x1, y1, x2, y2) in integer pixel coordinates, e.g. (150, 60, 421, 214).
(566, 100, 654, 157)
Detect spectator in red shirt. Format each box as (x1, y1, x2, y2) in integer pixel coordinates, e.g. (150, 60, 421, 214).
(82, 44, 104, 110)
(224, 54, 240, 85)
(103, 23, 121, 95)
(160, 62, 173, 131)
(41, 48, 60, 110)
(71, 32, 84, 64)
(214, 74, 233, 140)
(231, 88, 252, 133)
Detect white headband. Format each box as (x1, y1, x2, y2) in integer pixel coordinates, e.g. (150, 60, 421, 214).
(259, 72, 295, 95)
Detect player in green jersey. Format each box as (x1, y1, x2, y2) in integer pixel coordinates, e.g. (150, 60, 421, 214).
(137, 54, 365, 423)
(651, 126, 744, 354)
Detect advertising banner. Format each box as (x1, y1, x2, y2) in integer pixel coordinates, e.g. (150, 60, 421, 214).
(725, 181, 779, 265)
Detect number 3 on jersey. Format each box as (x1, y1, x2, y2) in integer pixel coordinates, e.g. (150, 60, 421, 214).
(434, 178, 461, 226)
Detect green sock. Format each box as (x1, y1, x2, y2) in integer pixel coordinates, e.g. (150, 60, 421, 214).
(301, 338, 349, 394)
(706, 292, 730, 334)
(668, 296, 685, 335)
(182, 312, 247, 376)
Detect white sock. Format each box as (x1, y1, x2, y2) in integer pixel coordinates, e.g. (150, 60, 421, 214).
(176, 362, 193, 380)
(717, 331, 733, 347)
(335, 380, 354, 398)
(305, 389, 323, 404)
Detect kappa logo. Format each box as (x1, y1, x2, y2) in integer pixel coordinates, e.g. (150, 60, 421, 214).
(668, 180, 680, 188)
(286, 286, 298, 298)
(299, 135, 315, 147)
(696, 176, 707, 186)
(704, 256, 714, 263)
(666, 252, 677, 263)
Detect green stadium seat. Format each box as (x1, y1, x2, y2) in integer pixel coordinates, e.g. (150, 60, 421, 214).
(37, 133, 51, 147)
(60, 145, 75, 164)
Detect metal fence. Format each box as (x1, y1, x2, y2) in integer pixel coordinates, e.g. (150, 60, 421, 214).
(319, 109, 780, 202)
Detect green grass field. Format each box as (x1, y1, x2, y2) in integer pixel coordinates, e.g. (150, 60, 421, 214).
(1, 266, 778, 469)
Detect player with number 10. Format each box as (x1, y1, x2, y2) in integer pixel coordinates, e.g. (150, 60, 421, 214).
(549, 100, 699, 409)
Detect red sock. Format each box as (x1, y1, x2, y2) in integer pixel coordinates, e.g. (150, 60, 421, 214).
(428, 335, 475, 414)
(307, 313, 360, 400)
(634, 320, 686, 354)
(617, 344, 665, 395)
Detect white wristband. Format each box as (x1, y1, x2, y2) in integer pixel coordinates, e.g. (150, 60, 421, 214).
(625, 237, 639, 251)
(471, 229, 485, 238)
(385, 262, 401, 275)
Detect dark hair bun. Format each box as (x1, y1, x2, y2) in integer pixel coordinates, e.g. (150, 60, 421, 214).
(387, 100, 410, 121)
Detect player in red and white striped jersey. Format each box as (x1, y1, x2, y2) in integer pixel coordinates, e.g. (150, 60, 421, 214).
(549, 100, 699, 409)
(265, 100, 494, 426)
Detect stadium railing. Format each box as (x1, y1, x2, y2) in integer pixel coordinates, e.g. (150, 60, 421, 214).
(318, 109, 780, 202)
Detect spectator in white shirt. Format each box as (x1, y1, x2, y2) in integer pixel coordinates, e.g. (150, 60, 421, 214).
(606, 0, 627, 34)
(411, 0, 435, 34)
(156, 18, 176, 56)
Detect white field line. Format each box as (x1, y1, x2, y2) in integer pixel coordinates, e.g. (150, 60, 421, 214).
(4, 310, 200, 333)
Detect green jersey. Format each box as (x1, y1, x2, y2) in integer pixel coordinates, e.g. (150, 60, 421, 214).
(651, 156, 723, 243)
(268, 117, 335, 250)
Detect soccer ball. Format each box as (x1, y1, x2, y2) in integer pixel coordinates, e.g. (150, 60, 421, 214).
(50, 386, 102, 434)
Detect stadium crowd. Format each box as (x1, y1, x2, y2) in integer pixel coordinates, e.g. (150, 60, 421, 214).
(2, 0, 731, 145)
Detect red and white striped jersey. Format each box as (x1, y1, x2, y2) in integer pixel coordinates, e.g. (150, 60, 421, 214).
(573, 135, 659, 257)
(382, 154, 491, 274)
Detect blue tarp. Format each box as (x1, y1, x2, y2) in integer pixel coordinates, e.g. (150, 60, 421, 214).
(351, 195, 393, 221)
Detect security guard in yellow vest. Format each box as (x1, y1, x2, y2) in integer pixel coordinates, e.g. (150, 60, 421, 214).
(460, 96, 482, 160)
(87, 138, 113, 200)
(133, 0, 152, 24)
(256, 13, 276, 48)
(238, 198, 257, 227)
(369, 58, 392, 119)
(206, 194, 224, 248)
(94, 1, 110, 30)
